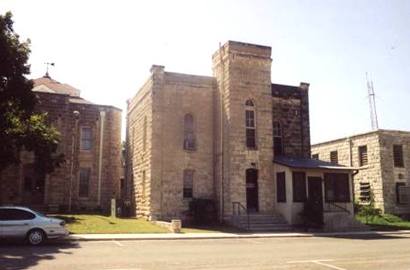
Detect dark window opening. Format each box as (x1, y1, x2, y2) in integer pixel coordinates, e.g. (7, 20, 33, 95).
(324, 173, 350, 202)
(81, 127, 92, 150)
(396, 182, 408, 204)
(393, 145, 404, 168)
(273, 122, 283, 156)
(183, 114, 196, 150)
(358, 145, 368, 166)
(292, 172, 306, 202)
(277, 172, 286, 202)
(183, 169, 194, 199)
(79, 168, 91, 198)
(246, 128, 256, 148)
(330, 151, 338, 164)
(245, 100, 256, 149)
(312, 154, 319, 160)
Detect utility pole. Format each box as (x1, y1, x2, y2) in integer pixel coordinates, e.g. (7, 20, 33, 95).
(366, 73, 379, 130)
(44, 62, 55, 77)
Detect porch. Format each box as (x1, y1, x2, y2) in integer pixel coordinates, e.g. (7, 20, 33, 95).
(273, 156, 364, 231)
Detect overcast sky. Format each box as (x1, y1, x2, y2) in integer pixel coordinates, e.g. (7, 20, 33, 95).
(1, 0, 409, 143)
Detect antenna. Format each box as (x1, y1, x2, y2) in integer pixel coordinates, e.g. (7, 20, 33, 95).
(366, 72, 379, 130)
(44, 62, 55, 78)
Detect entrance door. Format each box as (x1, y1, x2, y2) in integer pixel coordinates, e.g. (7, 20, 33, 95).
(308, 177, 323, 224)
(22, 164, 45, 205)
(246, 169, 259, 212)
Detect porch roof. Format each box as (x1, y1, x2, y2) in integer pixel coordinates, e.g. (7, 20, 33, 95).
(273, 156, 356, 171)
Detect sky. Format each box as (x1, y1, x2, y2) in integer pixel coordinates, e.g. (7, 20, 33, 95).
(1, 0, 410, 143)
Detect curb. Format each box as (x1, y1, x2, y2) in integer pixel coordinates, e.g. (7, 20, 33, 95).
(65, 230, 410, 242)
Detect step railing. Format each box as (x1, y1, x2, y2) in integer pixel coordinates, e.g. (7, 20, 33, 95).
(232, 202, 250, 230)
(323, 201, 351, 214)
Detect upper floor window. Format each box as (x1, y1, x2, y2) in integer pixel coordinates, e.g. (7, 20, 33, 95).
(183, 169, 194, 199)
(245, 100, 256, 149)
(358, 145, 368, 166)
(80, 127, 92, 150)
(79, 167, 91, 198)
(183, 114, 196, 150)
(330, 151, 338, 164)
(273, 121, 283, 156)
(393, 145, 404, 167)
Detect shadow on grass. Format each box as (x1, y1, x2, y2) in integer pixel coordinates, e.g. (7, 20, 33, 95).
(51, 215, 83, 224)
(0, 240, 80, 270)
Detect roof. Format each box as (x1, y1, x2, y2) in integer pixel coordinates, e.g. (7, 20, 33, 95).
(273, 156, 356, 171)
(33, 75, 81, 97)
(312, 129, 410, 147)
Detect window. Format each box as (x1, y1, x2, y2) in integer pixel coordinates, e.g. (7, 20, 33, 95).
(183, 170, 194, 199)
(81, 127, 92, 150)
(359, 182, 371, 202)
(330, 151, 338, 164)
(292, 172, 306, 202)
(0, 209, 35, 220)
(276, 172, 286, 202)
(396, 182, 408, 204)
(324, 173, 350, 202)
(79, 168, 91, 198)
(183, 114, 196, 150)
(358, 145, 368, 166)
(141, 171, 146, 198)
(143, 117, 147, 152)
(245, 100, 256, 148)
(273, 122, 283, 156)
(393, 145, 404, 167)
(312, 154, 319, 160)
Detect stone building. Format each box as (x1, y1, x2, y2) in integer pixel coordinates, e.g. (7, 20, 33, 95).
(0, 74, 122, 212)
(127, 41, 359, 230)
(312, 129, 410, 215)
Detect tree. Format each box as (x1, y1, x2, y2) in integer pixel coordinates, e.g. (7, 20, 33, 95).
(0, 12, 64, 175)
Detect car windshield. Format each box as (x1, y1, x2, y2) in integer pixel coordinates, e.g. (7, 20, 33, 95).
(32, 209, 47, 217)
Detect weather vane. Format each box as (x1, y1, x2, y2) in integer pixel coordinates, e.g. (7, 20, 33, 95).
(44, 62, 55, 78)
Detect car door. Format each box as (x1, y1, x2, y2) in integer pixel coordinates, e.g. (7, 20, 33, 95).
(1, 209, 35, 238)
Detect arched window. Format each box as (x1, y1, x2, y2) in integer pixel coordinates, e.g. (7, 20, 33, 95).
(245, 100, 256, 148)
(183, 114, 196, 150)
(273, 121, 283, 156)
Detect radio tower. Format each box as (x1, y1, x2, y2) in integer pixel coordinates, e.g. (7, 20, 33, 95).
(366, 73, 379, 130)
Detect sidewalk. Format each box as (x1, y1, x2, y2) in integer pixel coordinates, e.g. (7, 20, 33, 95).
(67, 230, 410, 241)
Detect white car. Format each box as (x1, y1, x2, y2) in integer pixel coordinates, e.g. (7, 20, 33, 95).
(0, 206, 69, 245)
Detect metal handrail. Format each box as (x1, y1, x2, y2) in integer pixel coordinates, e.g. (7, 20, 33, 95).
(232, 202, 250, 230)
(324, 201, 350, 214)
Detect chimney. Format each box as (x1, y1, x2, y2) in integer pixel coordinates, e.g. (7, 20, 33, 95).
(300, 82, 310, 91)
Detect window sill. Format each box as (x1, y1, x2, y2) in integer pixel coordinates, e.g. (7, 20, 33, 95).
(247, 147, 258, 151)
(183, 148, 197, 152)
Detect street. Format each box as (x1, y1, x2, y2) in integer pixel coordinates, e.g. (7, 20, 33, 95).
(2, 233, 410, 270)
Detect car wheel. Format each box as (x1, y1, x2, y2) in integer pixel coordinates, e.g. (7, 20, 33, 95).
(27, 229, 46, 246)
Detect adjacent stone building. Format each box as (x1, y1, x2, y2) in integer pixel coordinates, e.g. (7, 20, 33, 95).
(312, 129, 410, 215)
(127, 41, 358, 229)
(0, 74, 122, 212)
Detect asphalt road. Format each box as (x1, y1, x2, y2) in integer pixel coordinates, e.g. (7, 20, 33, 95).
(2, 233, 410, 270)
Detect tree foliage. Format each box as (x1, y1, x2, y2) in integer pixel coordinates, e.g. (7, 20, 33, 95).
(0, 12, 64, 174)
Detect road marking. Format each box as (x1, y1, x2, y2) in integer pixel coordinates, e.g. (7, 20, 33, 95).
(287, 259, 346, 270)
(112, 240, 124, 247)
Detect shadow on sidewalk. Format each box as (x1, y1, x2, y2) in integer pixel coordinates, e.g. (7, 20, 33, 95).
(0, 240, 80, 270)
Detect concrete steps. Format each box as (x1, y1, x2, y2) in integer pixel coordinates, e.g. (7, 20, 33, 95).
(229, 213, 292, 232)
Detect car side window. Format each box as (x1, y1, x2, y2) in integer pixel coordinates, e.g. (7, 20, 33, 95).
(2, 209, 36, 220)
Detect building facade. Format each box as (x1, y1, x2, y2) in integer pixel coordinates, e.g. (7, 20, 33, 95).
(312, 129, 410, 215)
(0, 75, 122, 212)
(127, 41, 358, 229)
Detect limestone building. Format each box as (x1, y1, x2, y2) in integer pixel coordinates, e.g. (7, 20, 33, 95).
(0, 74, 122, 212)
(127, 41, 358, 229)
(312, 129, 410, 215)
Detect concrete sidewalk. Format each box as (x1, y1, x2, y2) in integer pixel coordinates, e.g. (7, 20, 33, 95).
(67, 230, 410, 241)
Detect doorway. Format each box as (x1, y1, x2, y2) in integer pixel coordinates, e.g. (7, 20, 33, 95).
(308, 177, 323, 224)
(246, 169, 259, 212)
(22, 164, 45, 205)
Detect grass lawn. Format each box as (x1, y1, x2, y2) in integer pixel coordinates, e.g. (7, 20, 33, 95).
(356, 214, 410, 231)
(51, 214, 235, 234)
